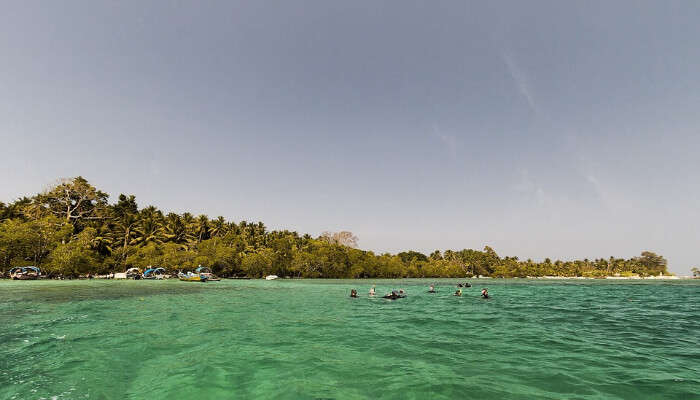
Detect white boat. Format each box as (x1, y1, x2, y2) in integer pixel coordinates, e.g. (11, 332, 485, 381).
(9, 266, 41, 280)
(125, 267, 143, 279)
(265, 275, 279, 280)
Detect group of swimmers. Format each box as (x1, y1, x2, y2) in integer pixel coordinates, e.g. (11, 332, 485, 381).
(350, 284, 489, 300)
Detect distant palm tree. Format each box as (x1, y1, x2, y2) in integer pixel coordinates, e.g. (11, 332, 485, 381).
(181, 212, 195, 237)
(114, 213, 139, 251)
(133, 206, 165, 246)
(91, 224, 114, 255)
(164, 213, 191, 247)
(256, 222, 267, 236)
(210, 216, 227, 238)
(195, 214, 210, 242)
(226, 221, 239, 235)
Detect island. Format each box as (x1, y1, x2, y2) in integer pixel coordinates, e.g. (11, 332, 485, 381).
(0, 177, 676, 279)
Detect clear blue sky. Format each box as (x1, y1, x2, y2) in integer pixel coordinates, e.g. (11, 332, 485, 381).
(1, 1, 698, 274)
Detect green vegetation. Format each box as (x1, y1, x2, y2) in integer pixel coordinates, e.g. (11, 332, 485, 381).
(0, 177, 670, 278)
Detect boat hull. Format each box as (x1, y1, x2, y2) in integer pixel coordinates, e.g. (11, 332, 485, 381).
(11, 274, 39, 280)
(178, 276, 207, 282)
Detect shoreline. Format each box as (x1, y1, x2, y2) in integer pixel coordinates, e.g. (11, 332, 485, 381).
(1, 275, 696, 281)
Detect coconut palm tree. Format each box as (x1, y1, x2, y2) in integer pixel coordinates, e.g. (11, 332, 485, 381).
(164, 212, 192, 247)
(181, 212, 195, 237)
(226, 221, 239, 235)
(194, 214, 210, 242)
(91, 223, 114, 255)
(132, 206, 166, 246)
(113, 213, 139, 251)
(210, 216, 227, 238)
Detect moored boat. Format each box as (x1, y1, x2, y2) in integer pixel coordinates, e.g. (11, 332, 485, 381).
(9, 266, 41, 280)
(126, 267, 142, 280)
(195, 266, 220, 281)
(143, 267, 166, 280)
(178, 271, 208, 282)
(265, 275, 279, 280)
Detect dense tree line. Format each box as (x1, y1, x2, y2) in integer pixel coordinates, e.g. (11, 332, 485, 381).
(0, 177, 670, 278)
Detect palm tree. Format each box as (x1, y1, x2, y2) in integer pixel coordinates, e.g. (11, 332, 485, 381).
(91, 223, 115, 255)
(256, 221, 267, 235)
(181, 212, 195, 237)
(195, 214, 210, 242)
(164, 212, 192, 247)
(226, 221, 239, 235)
(132, 206, 166, 246)
(210, 216, 227, 238)
(114, 213, 139, 251)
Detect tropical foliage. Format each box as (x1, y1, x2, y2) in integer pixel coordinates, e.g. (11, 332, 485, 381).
(0, 177, 670, 278)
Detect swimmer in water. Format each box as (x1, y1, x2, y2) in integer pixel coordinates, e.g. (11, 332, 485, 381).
(383, 290, 406, 300)
(350, 289, 358, 298)
(481, 288, 489, 299)
(428, 284, 436, 293)
(454, 288, 462, 296)
(383, 290, 398, 300)
(369, 286, 376, 296)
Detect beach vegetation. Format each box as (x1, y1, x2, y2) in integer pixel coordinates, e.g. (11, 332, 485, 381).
(0, 177, 672, 278)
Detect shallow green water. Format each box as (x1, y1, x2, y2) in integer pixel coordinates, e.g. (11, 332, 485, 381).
(0, 279, 698, 399)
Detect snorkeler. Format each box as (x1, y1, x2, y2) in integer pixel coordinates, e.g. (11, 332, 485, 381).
(454, 288, 462, 296)
(481, 288, 489, 299)
(382, 290, 406, 300)
(383, 290, 398, 300)
(350, 289, 358, 298)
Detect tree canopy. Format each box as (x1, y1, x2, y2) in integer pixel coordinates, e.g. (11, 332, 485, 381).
(0, 177, 671, 278)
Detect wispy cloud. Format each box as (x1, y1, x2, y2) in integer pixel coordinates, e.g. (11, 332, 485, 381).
(512, 168, 552, 207)
(584, 173, 601, 193)
(579, 159, 613, 211)
(432, 124, 457, 160)
(502, 51, 538, 115)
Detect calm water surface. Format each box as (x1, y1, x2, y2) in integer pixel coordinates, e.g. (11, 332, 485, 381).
(1, 279, 698, 399)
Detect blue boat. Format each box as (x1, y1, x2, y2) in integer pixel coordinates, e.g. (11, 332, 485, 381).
(143, 267, 166, 280)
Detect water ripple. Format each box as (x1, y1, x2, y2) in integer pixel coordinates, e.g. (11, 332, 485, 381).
(0, 279, 698, 399)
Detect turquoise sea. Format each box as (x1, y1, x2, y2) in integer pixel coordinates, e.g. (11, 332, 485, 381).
(1, 279, 698, 399)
